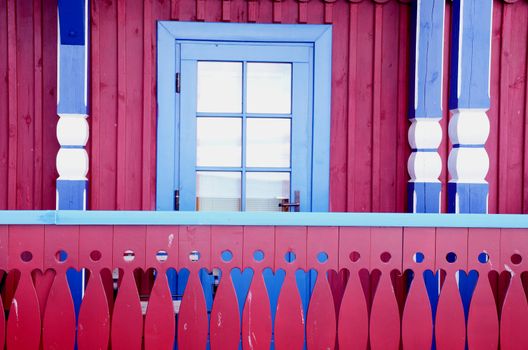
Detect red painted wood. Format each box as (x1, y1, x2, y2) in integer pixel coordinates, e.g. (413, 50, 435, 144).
(396, 4, 410, 213)
(0, 226, 7, 349)
(379, 1, 401, 212)
(142, 0, 153, 210)
(42, 226, 79, 350)
(401, 227, 435, 350)
(369, 227, 402, 350)
(371, 4, 383, 213)
(500, 228, 528, 349)
(124, 0, 144, 210)
(144, 226, 178, 349)
(242, 226, 274, 350)
(41, 0, 59, 210)
(116, 0, 127, 210)
(16, 0, 36, 210)
(466, 228, 500, 350)
(306, 227, 337, 349)
(210, 226, 243, 350)
(435, 228, 467, 350)
(274, 226, 306, 350)
(7, 225, 44, 349)
(33, 0, 43, 210)
(0, 1, 7, 210)
(78, 226, 113, 350)
(178, 226, 211, 349)
(111, 226, 146, 349)
(6, 0, 17, 210)
(90, 0, 101, 210)
(337, 227, 370, 349)
(345, 3, 358, 212)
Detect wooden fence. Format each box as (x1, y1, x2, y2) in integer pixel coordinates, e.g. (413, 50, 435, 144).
(0, 217, 527, 349)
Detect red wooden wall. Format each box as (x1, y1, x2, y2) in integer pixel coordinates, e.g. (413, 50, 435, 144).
(1, 0, 528, 213)
(0, 0, 58, 210)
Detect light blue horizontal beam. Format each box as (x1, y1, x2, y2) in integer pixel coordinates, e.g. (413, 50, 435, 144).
(1, 211, 528, 228)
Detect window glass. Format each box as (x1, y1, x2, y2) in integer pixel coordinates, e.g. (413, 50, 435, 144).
(196, 117, 242, 167)
(247, 63, 292, 114)
(196, 171, 241, 211)
(246, 118, 291, 168)
(246, 172, 290, 211)
(197, 62, 242, 113)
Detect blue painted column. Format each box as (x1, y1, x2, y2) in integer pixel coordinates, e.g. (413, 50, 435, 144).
(57, 0, 89, 320)
(408, 0, 445, 213)
(57, 0, 89, 210)
(448, 0, 493, 213)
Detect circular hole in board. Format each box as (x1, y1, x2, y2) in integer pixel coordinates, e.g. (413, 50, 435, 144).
(156, 250, 169, 263)
(446, 252, 457, 263)
(349, 251, 361, 263)
(123, 250, 135, 262)
(189, 250, 201, 262)
(221, 250, 233, 263)
(90, 250, 102, 262)
(55, 250, 68, 263)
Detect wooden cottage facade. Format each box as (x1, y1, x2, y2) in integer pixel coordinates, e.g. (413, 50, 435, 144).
(1, 0, 528, 349)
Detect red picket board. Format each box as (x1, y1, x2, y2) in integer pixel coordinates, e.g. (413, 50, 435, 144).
(435, 228, 467, 350)
(42, 225, 79, 350)
(210, 226, 243, 350)
(111, 226, 146, 350)
(0, 225, 7, 349)
(7, 225, 44, 349)
(242, 226, 274, 350)
(337, 227, 370, 350)
(500, 228, 528, 350)
(144, 226, 179, 350)
(369, 227, 402, 350)
(274, 226, 307, 350)
(78, 226, 113, 350)
(467, 228, 500, 350)
(306, 226, 338, 350)
(401, 227, 435, 350)
(178, 226, 211, 349)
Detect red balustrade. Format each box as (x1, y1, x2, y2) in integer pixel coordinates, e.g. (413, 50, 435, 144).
(0, 224, 525, 349)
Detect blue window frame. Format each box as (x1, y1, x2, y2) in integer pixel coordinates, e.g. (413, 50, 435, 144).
(156, 22, 332, 212)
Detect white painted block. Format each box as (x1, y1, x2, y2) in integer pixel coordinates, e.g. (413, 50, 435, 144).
(408, 118, 442, 149)
(448, 148, 489, 183)
(56, 148, 89, 180)
(449, 109, 490, 145)
(57, 115, 89, 146)
(408, 152, 442, 182)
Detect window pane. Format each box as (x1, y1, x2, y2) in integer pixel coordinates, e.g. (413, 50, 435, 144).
(197, 62, 242, 113)
(246, 118, 290, 168)
(246, 172, 289, 211)
(247, 63, 292, 114)
(197, 172, 241, 211)
(197, 118, 241, 167)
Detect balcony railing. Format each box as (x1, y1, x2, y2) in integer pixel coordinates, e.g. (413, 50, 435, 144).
(1, 211, 528, 349)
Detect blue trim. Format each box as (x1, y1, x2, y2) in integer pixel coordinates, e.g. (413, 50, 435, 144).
(449, 0, 493, 109)
(57, 180, 87, 210)
(156, 22, 332, 212)
(2, 210, 528, 228)
(61, 145, 85, 149)
(156, 26, 178, 210)
(58, 0, 85, 45)
(409, 0, 445, 119)
(452, 144, 485, 148)
(408, 182, 441, 213)
(411, 148, 439, 153)
(448, 183, 488, 214)
(58, 45, 87, 115)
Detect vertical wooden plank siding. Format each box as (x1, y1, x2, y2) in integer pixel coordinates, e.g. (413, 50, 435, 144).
(2, 0, 527, 213)
(0, 0, 8, 210)
(0, 0, 57, 210)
